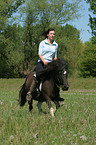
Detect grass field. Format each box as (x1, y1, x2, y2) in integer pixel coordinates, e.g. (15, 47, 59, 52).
(0, 78, 96, 145)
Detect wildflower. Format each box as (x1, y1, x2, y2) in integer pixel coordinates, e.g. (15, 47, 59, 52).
(33, 132, 38, 138)
(0, 100, 3, 105)
(73, 134, 77, 137)
(80, 135, 87, 140)
(10, 135, 14, 142)
(63, 131, 66, 133)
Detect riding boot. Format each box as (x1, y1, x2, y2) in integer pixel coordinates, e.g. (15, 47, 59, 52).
(26, 78, 38, 101)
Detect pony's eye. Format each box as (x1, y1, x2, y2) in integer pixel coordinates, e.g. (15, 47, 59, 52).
(64, 71, 67, 75)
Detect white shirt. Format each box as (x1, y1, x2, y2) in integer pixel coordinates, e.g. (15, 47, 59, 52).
(38, 38, 58, 62)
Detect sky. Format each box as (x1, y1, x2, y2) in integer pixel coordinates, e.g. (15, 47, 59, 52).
(69, 0, 94, 43)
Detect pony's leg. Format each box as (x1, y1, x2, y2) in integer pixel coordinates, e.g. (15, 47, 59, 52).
(47, 100, 55, 117)
(28, 98, 33, 112)
(54, 100, 60, 109)
(19, 84, 27, 106)
(37, 102, 43, 113)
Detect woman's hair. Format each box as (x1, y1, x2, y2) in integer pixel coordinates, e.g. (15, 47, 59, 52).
(42, 28, 55, 38)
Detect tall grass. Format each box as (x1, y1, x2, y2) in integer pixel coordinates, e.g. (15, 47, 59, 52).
(0, 78, 96, 145)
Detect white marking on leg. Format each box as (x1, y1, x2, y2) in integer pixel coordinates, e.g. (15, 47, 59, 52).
(50, 107, 55, 117)
(39, 82, 42, 91)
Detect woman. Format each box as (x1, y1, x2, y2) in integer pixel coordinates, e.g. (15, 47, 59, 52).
(27, 28, 58, 98)
(36, 28, 58, 78)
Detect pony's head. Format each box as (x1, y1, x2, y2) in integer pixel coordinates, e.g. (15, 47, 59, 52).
(55, 58, 69, 91)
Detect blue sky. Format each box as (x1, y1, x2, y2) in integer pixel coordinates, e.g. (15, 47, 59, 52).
(69, 0, 94, 43)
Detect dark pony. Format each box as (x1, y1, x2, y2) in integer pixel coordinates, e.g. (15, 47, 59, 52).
(19, 58, 69, 117)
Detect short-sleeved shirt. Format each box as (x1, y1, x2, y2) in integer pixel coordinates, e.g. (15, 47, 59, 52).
(38, 38, 58, 63)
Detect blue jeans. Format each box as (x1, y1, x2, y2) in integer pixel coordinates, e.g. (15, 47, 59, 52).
(36, 61, 44, 81)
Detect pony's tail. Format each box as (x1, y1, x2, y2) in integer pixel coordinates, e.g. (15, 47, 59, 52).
(19, 83, 27, 106)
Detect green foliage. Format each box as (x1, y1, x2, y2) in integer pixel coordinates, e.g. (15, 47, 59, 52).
(0, 0, 25, 17)
(0, 0, 26, 77)
(80, 0, 96, 78)
(80, 41, 96, 77)
(1, 0, 95, 78)
(0, 24, 24, 77)
(54, 24, 82, 77)
(86, 0, 96, 36)
(0, 0, 25, 31)
(19, 0, 81, 26)
(86, 0, 96, 14)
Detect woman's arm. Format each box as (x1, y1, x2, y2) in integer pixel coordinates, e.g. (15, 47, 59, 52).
(39, 54, 48, 65)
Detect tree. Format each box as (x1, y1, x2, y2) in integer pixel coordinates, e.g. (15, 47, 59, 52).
(80, 41, 96, 77)
(53, 24, 82, 77)
(19, 0, 81, 26)
(0, 24, 24, 77)
(0, 0, 26, 77)
(19, 4, 43, 74)
(86, 0, 96, 36)
(80, 1, 96, 77)
(0, 0, 25, 31)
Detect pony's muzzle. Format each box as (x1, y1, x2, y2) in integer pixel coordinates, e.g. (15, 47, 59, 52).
(62, 84, 69, 91)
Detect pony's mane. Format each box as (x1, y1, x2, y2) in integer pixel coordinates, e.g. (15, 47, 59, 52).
(37, 58, 67, 81)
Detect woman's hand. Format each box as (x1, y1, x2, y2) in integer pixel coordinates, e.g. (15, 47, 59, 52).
(44, 61, 48, 65)
(39, 54, 48, 65)
(54, 56, 57, 60)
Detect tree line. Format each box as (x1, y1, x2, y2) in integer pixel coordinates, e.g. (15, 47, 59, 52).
(0, 0, 96, 78)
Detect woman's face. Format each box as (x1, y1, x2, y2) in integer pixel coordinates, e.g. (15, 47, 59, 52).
(47, 31, 55, 41)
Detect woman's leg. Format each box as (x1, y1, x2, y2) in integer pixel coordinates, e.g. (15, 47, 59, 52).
(36, 62, 44, 79)
(35, 62, 44, 90)
(26, 62, 44, 100)
(28, 62, 44, 92)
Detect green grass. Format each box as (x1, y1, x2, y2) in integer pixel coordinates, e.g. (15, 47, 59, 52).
(0, 78, 96, 145)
